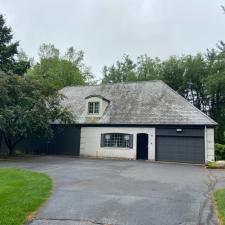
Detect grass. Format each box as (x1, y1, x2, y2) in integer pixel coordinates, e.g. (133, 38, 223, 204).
(0, 168, 52, 225)
(214, 188, 225, 225)
(206, 161, 225, 169)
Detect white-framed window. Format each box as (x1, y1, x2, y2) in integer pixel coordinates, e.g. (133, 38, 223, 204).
(101, 133, 133, 148)
(88, 102, 100, 114)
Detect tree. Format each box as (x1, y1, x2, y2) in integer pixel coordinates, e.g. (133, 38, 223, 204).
(102, 55, 136, 83)
(207, 73, 225, 143)
(38, 43, 60, 59)
(64, 47, 93, 82)
(26, 43, 92, 91)
(159, 56, 186, 95)
(206, 41, 225, 143)
(0, 75, 73, 154)
(0, 14, 30, 75)
(181, 54, 208, 111)
(136, 55, 161, 81)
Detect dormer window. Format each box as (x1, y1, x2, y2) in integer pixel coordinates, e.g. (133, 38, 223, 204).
(85, 95, 110, 119)
(88, 102, 100, 114)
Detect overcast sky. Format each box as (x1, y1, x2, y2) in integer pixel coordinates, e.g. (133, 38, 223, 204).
(1, 0, 225, 78)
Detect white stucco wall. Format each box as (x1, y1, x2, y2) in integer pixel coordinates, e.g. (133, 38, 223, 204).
(205, 127, 215, 162)
(80, 127, 155, 160)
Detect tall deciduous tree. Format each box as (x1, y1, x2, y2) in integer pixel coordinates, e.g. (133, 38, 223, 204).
(136, 55, 161, 81)
(0, 75, 73, 155)
(26, 43, 93, 91)
(102, 55, 136, 83)
(160, 56, 185, 95)
(206, 41, 225, 142)
(0, 14, 30, 75)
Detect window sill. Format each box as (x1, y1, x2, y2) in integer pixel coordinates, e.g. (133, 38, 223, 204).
(101, 147, 132, 150)
(86, 114, 101, 118)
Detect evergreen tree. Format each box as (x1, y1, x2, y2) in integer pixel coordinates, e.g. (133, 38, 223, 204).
(0, 14, 30, 75)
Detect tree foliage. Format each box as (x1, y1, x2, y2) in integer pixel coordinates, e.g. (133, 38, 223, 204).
(102, 55, 136, 83)
(0, 14, 30, 75)
(102, 43, 225, 143)
(0, 75, 74, 154)
(26, 43, 93, 91)
(136, 55, 161, 81)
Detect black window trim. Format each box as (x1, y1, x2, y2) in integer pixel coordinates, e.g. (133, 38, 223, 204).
(88, 101, 100, 114)
(100, 133, 133, 149)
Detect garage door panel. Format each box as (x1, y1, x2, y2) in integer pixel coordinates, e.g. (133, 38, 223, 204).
(156, 136, 204, 164)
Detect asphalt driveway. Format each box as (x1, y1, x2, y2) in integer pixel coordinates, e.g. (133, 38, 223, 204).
(0, 156, 224, 225)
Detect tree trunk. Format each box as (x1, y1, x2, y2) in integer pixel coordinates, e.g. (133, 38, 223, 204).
(8, 145, 14, 155)
(2, 133, 23, 155)
(3, 135, 14, 155)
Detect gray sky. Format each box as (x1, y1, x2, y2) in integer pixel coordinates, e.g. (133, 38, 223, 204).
(1, 0, 225, 79)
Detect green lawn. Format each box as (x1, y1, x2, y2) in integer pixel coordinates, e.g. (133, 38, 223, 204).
(0, 168, 52, 225)
(214, 188, 225, 225)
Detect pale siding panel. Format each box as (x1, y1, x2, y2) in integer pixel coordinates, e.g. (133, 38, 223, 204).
(205, 128, 215, 162)
(80, 127, 155, 160)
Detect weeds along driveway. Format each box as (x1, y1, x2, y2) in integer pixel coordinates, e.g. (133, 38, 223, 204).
(0, 156, 222, 225)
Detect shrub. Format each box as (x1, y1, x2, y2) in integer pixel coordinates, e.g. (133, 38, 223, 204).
(215, 143, 225, 160)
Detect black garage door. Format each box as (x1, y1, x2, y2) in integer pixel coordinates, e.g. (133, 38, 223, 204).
(156, 136, 204, 164)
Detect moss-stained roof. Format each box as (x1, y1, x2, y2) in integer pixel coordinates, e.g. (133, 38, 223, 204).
(59, 80, 217, 125)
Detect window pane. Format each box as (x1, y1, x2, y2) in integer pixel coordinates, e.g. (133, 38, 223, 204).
(88, 102, 94, 113)
(88, 102, 99, 114)
(94, 102, 99, 113)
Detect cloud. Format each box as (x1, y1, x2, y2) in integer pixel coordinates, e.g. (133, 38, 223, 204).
(0, 0, 225, 78)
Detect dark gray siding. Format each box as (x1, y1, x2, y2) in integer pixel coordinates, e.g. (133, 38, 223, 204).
(156, 127, 204, 137)
(17, 136, 48, 154)
(0, 125, 81, 156)
(47, 126, 80, 155)
(156, 127, 205, 164)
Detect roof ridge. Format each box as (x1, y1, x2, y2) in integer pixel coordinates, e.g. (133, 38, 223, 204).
(60, 80, 162, 90)
(160, 81, 218, 125)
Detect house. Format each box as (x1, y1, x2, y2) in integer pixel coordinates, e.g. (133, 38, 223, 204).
(55, 80, 216, 164)
(1, 80, 215, 164)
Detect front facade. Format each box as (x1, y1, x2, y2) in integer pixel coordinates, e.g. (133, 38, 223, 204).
(80, 126, 155, 160)
(78, 126, 214, 163)
(57, 80, 217, 164)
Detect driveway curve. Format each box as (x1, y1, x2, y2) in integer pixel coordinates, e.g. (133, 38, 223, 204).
(0, 156, 222, 225)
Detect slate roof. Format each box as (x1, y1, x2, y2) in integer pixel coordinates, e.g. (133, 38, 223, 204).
(59, 80, 217, 126)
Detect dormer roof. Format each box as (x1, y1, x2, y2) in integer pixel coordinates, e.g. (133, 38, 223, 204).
(85, 95, 110, 103)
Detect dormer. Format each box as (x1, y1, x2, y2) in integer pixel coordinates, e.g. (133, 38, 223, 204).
(85, 95, 110, 122)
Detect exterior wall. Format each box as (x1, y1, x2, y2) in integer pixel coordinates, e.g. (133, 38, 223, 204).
(0, 125, 80, 156)
(80, 127, 155, 160)
(47, 126, 80, 155)
(205, 127, 215, 162)
(156, 127, 204, 137)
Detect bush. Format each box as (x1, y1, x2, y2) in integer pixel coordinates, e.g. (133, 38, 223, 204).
(14, 149, 25, 156)
(215, 143, 225, 160)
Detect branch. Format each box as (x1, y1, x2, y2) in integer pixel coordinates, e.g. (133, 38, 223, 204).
(2, 132, 24, 150)
(11, 137, 24, 149)
(221, 5, 225, 14)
